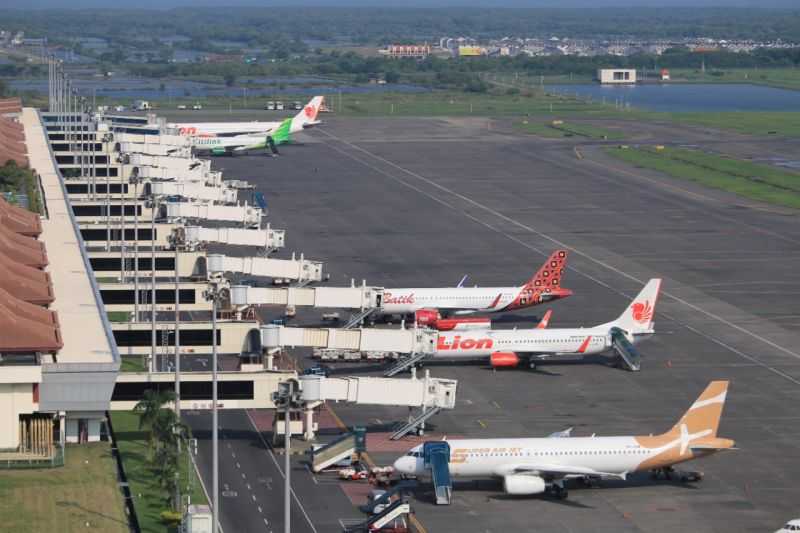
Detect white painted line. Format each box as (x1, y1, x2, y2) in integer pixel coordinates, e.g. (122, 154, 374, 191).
(252, 494, 257, 502)
(245, 410, 319, 533)
(318, 129, 800, 371)
(304, 463, 319, 485)
(247, 483, 252, 490)
(258, 505, 263, 514)
(242, 472, 246, 479)
(236, 462, 241, 469)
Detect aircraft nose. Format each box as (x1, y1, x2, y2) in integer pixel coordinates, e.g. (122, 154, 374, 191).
(393, 456, 415, 474)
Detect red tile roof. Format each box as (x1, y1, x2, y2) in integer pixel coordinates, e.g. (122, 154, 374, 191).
(0, 195, 41, 236)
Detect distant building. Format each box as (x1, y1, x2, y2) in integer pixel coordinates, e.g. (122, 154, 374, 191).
(660, 68, 670, 81)
(380, 44, 431, 59)
(458, 46, 485, 57)
(597, 68, 637, 84)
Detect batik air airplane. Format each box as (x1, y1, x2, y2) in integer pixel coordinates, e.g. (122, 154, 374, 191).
(379, 250, 572, 325)
(431, 278, 661, 370)
(394, 381, 735, 500)
(170, 96, 325, 138)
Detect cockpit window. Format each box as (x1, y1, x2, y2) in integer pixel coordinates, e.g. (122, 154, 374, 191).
(406, 451, 423, 457)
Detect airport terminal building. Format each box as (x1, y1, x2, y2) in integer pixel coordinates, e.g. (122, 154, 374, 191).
(1, 99, 118, 459)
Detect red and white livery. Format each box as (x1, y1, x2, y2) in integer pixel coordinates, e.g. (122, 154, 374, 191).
(431, 279, 662, 369)
(379, 250, 571, 322)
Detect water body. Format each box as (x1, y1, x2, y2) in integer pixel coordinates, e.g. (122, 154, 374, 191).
(548, 83, 800, 112)
(9, 78, 429, 99)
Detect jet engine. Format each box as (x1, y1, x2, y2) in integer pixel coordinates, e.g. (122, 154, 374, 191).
(414, 309, 441, 328)
(490, 352, 520, 368)
(503, 475, 546, 495)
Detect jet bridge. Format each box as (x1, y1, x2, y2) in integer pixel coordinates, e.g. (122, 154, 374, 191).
(164, 201, 263, 227)
(137, 165, 223, 186)
(119, 141, 192, 157)
(260, 323, 435, 355)
(207, 253, 324, 284)
(300, 369, 457, 447)
(149, 181, 238, 203)
(175, 225, 285, 251)
(129, 153, 211, 174)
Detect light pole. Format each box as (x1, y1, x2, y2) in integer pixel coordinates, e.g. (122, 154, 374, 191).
(203, 280, 223, 533)
(272, 380, 300, 533)
(131, 171, 141, 327)
(117, 152, 130, 290)
(102, 133, 113, 251)
(169, 227, 182, 417)
(150, 194, 159, 371)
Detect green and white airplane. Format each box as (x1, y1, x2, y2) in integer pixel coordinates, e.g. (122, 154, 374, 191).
(191, 118, 293, 156)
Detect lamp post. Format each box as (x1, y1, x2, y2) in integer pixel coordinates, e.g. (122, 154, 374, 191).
(272, 380, 301, 533)
(168, 227, 183, 417)
(116, 152, 130, 291)
(203, 280, 224, 533)
(150, 194, 159, 371)
(102, 133, 114, 251)
(130, 170, 141, 328)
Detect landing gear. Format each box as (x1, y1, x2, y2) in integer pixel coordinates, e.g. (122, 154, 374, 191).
(528, 360, 537, 371)
(548, 482, 569, 500)
(651, 467, 704, 483)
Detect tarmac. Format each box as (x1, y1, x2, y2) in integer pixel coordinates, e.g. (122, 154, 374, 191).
(191, 116, 800, 532)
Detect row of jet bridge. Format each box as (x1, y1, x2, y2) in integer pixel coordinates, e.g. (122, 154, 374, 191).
(53, 103, 733, 510)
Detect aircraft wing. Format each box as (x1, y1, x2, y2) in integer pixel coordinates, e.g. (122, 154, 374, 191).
(494, 463, 626, 480)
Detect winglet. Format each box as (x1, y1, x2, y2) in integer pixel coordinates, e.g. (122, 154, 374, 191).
(536, 310, 552, 329)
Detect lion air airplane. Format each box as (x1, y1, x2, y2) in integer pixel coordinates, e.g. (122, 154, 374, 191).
(431, 278, 661, 370)
(393, 380, 734, 500)
(379, 250, 571, 323)
(170, 96, 324, 138)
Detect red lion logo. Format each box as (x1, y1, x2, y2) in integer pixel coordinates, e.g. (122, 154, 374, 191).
(304, 105, 316, 119)
(631, 301, 653, 323)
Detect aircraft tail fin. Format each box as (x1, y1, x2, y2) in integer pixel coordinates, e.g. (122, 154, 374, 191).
(523, 249, 570, 300)
(609, 279, 661, 334)
(536, 310, 552, 329)
(272, 119, 292, 145)
(667, 381, 729, 438)
(290, 96, 324, 133)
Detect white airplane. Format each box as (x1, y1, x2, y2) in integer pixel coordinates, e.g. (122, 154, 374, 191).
(170, 96, 325, 137)
(393, 380, 735, 500)
(430, 278, 661, 370)
(379, 250, 572, 323)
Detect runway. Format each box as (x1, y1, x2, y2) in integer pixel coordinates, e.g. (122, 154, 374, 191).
(201, 115, 800, 532)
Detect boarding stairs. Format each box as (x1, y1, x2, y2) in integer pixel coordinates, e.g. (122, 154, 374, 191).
(383, 352, 429, 377)
(310, 427, 366, 473)
(610, 327, 642, 372)
(390, 406, 443, 440)
(359, 480, 418, 515)
(424, 441, 452, 505)
(344, 500, 411, 533)
(343, 308, 377, 329)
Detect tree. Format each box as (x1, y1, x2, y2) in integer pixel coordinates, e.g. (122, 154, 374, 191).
(134, 389, 176, 451)
(224, 73, 237, 87)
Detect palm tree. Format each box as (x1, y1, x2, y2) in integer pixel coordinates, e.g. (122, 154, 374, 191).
(134, 389, 176, 452)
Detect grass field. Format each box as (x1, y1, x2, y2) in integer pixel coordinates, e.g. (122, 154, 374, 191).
(651, 111, 800, 137)
(0, 443, 128, 533)
(663, 68, 800, 91)
(120, 356, 147, 372)
(111, 411, 207, 533)
(515, 119, 625, 139)
(605, 145, 800, 209)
